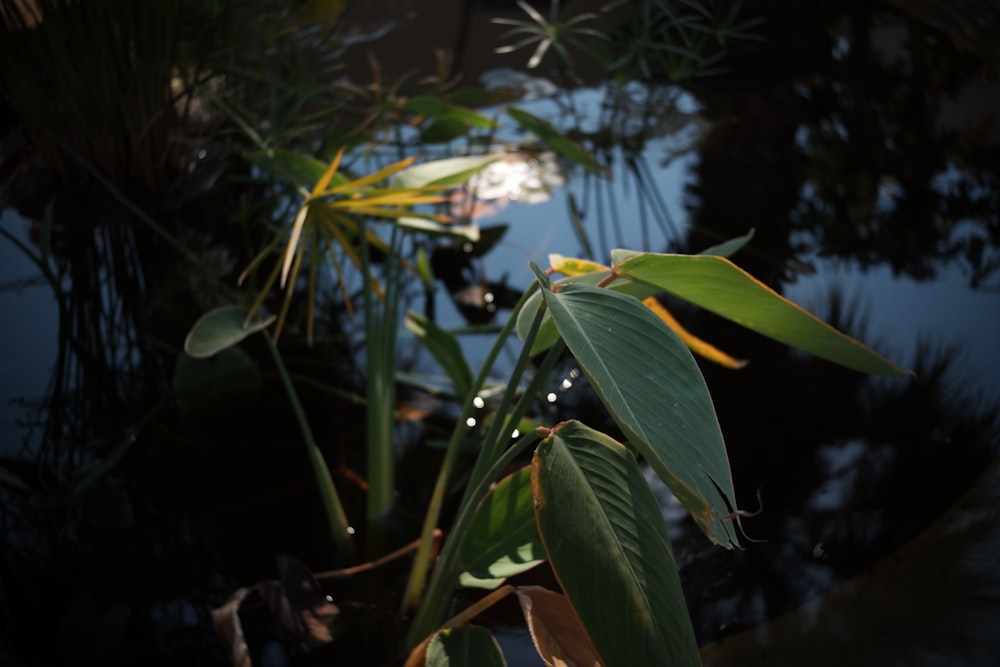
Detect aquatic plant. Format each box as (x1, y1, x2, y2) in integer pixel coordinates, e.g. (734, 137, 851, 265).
(187, 189, 906, 664)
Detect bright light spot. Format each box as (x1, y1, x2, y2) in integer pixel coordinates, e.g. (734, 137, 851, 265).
(347, 526, 356, 535)
(484, 292, 495, 303)
(466, 417, 477, 428)
(462, 242, 474, 253)
(511, 429, 520, 438)
(546, 392, 557, 403)
(473, 396, 485, 409)
(560, 378, 573, 390)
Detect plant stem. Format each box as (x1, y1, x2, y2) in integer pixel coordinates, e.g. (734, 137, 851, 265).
(362, 221, 398, 557)
(264, 331, 356, 561)
(404, 429, 539, 648)
(398, 285, 539, 616)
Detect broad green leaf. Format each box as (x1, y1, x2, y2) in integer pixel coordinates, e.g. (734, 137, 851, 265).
(184, 306, 276, 358)
(532, 421, 699, 667)
(515, 270, 653, 355)
(699, 228, 755, 257)
(514, 586, 601, 667)
(541, 283, 739, 547)
(404, 96, 496, 129)
(406, 312, 474, 398)
(611, 250, 909, 375)
(506, 107, 606, 174)
(246, 149, 332, 190)
(459, 467, 545, 587)
(390, 154, 503, 190)
(425, 626, 507, 667)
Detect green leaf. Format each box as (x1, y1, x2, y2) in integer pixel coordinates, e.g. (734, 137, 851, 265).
(404, 96, 496, 129)
(246, 149, 333, 190)
(426, 626, 507, 667)
(459, 467, 545, 587)
(611, 250, 909, 375)
(541, 282, 739, 547)
(516, 270, 654, 355)
(532, 421, 699, 667)
(699, 228, 755, 257)
(406, 312, 474, 398)
(184, 305, 276, 359)
(397, 217, 481, 241)
(390, 154, 503, 189)
(506, 107, 606, 174)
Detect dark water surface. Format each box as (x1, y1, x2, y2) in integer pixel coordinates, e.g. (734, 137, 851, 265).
(2, 2, 999, 666)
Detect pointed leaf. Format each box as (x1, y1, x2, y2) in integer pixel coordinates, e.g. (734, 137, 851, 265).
(406, 312, 474, 398)
(460, 467, 545, 587)
(247, 149, 330, 190)
(515, 586, 601, 667)
(541, 282, 739, 546)
(426, 626, 507, 667)
(390, 154, 504, 190)
(698, 228, 755, 257)
(506, 108, 606, 175)
(398, 217, 481, 241)
(532, 421, 699, 667)
(184, 306, 276, 359)
(404, 96, 497, 129)
(611, 251, 909, 375)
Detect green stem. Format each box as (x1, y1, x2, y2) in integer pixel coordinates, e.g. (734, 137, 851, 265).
(362, 221, 398, 557)
(399, 285, 539, 616)
(264, 331, 356, 561)
(404, 430, 540, 648)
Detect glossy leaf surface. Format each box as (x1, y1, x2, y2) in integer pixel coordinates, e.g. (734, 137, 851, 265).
(541, 283, 739, 546)
(612, 250, 908, 375)
(460, 467, 545, 587)
(532, 421, 699, 667)
(184, 305, 275, 358)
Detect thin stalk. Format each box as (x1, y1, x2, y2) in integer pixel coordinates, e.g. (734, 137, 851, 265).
(362, 221, 399, 556)
(405, 430, 540, 648)
(264, 331, 356, 561)
(399, 284, 540, 616)
(406, 335, 565, 646)
(403, 296, 563, 646)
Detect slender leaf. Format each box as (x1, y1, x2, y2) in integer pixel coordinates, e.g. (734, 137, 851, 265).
(184, 306, 275, 358)
(459, 467, 545, 587)
(404, 96, 497, 129)
(246, 149, 331, 190)
(406, 312, 475, 398)
(611, 250, 909, 375)
(506, 107, 606, 174)
(541, 282, 739, 546)
(698, 228, 755, 257)
(532, 421, 699, 667)
(390, 154, 504, 190)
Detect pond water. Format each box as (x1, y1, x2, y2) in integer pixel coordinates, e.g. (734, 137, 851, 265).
(1, 1, 999, 666)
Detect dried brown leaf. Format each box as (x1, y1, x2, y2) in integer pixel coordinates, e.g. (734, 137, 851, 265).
(211, 587, 252, 667)
(515, 586, 602, 667)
